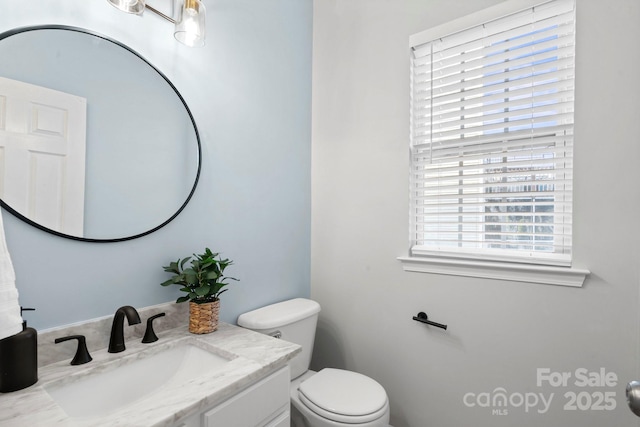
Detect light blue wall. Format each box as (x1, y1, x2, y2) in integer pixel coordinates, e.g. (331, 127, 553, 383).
(0, 0, 312, 329)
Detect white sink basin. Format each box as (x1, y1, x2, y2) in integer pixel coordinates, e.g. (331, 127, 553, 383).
(44, 344, 231, 418)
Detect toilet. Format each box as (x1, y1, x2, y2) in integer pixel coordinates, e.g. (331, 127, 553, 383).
(237, 298, 391, 427)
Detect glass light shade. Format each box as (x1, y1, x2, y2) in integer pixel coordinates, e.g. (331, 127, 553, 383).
(174, 0, 206, 47)
(106, 0, 145, 14)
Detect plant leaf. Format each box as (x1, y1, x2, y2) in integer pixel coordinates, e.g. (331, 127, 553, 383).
(184, 270, 197, 284)
(195, 285, 211, 296)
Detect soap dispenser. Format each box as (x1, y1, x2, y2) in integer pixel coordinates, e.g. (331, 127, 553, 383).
(0, 307, 38, 392)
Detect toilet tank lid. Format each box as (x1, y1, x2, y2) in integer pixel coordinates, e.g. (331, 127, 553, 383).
(237, 298, 321, 329)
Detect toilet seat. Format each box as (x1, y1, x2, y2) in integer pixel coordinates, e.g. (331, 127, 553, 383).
(298, 368, 388, 424)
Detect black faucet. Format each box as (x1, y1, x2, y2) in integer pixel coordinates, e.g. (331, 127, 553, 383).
(108, 305, 141, 353)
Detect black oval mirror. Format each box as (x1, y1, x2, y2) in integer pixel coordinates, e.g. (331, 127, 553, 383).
(0, 25, 201, 242)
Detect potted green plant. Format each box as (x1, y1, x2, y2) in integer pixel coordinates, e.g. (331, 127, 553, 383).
(161, 247, 237, 334)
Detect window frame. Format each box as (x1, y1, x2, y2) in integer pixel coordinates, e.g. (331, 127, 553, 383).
(400, 0, 589, 287)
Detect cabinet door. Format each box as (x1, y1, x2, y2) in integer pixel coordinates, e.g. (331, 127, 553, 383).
(203, 367, 289, 427)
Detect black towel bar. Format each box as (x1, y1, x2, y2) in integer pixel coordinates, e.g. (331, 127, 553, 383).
(412, 312, 447, 330)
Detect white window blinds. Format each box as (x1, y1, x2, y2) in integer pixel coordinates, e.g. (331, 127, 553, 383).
(410, 0, 575, 266)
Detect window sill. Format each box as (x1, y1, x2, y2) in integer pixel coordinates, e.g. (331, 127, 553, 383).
(398, 256, 589, 287)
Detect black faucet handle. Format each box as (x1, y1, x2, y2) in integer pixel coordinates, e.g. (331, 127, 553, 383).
(54, 335, 93, 365)
(142, 313, 166, 343)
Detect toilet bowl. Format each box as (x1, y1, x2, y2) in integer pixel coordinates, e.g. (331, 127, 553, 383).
(237, 298, 392, 427)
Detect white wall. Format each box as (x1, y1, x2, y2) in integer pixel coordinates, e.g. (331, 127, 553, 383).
(311, 1, 640, 426)
(0, 0, 312, 329)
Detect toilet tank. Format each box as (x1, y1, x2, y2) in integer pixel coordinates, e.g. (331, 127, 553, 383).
(237, 298, 321, 380)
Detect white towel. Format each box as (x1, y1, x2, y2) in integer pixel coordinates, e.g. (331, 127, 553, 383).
(0, 209, 22, 340)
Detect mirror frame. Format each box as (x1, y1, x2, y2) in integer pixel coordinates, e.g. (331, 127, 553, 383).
(0, 24, 202, 243)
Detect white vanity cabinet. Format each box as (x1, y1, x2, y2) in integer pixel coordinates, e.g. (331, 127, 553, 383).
(173, 366, 290, 427)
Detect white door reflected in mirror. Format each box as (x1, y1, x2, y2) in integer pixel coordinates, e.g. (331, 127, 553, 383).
(0, 76, 87, 236)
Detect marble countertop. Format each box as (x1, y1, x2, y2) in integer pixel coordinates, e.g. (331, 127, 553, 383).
(0, 322, 300, 427)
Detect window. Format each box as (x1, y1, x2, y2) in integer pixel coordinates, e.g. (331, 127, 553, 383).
(409, 0, 576, 269)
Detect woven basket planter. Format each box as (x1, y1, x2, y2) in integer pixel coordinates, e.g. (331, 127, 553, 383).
(189, 300, 220, 334)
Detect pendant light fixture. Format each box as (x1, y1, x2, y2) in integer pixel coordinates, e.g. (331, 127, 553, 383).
(173, 0, 206, 47)
(107, 0, 206, 47)
(106, 0, 146, 14)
